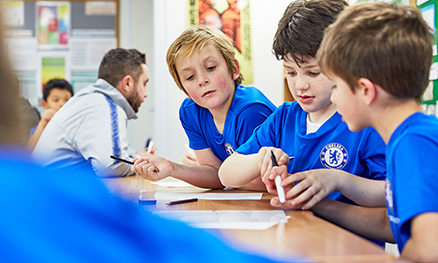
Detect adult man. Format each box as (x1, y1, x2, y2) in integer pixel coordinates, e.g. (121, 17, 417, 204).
(33, 48, 152, 176)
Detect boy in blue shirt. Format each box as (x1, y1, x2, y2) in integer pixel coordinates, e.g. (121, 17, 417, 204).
(219, 0, 386, 202)
(270, 2, 438, 261)
(28, 79, 73, 149)
(133, 26, 276, 189)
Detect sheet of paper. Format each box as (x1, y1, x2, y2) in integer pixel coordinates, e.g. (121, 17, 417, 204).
(151, 181, 196, 188)
(153, 210, 289, 230)
(154, 192, 263, 200)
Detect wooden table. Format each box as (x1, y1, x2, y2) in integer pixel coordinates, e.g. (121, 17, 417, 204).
(102, 175, 409, 263)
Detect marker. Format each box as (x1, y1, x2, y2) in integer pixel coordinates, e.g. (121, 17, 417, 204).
(271, 151, 286, 203)
(165, 198, 198, 206)
(147, 140, 154, 154)
(110, 155, 134, 165)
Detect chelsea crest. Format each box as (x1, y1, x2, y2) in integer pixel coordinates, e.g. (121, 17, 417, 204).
(224, 142, 235, 156)
(320, 143, 348, 169)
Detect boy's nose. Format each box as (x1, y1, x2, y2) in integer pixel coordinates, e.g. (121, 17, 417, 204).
(198, 76, 209, 87)
(295, 78, 309, 91)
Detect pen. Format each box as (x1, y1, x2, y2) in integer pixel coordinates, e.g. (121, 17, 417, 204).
(165, 198, 198, 206)
(147, 140, 154, 154)
(110, 155, 134, 165)
(271, 150, 286, 203)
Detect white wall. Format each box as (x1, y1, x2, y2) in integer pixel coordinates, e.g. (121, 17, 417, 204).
(120, 0, 291, 161)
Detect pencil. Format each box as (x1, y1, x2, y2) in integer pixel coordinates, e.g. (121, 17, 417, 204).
(165, 198, 198, 206)
(110, 155, 134, 165)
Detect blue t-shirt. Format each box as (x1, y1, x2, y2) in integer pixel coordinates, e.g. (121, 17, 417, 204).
(385, 112, 438, 253)
(180, 85, 276, 162)
(29, 124, 37, 138)
(237, 102, 387, 203)
(0, 149, 306, 263)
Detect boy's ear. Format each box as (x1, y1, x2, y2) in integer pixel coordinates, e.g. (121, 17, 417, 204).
(41, 100, 48, 109)
(232, 59, 240, 80)
(357, 78, 377, 106)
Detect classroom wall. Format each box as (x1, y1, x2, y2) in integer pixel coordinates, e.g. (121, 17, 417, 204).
(120, 0, 291, 161)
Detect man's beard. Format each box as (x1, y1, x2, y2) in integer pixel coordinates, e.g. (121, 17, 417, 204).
(127, 88, 140, 113)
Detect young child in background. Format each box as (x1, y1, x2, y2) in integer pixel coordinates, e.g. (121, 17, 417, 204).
(270, 3, 438, 261)
(133, 26, 276, 189)
(28, 79, 73, 149)
(218, 0, 387, 236)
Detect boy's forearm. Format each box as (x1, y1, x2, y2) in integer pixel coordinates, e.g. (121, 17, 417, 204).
(311, 198, 395, 243)
(337, 174, 386, 207)
(218, 152, 261, 188)
(171, 162, 224, 189)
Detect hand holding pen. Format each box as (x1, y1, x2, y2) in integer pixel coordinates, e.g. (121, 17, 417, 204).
(258, 147, 290, 195)
(132, 156, 172, 182)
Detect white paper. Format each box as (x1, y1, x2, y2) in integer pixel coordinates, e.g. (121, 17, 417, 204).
(417, 0, 430, 6)
(71, 37, 116, 71)
(2, 1, 24, 26)
(151, 181, 196, 188)
(154, 192, 263, 200)
(5, 38, 38, 71)
(430, 62, 438, 80)
(421, 4, 435, 31)
(153, 210, 289, 230)
(423, 81, 434, 101)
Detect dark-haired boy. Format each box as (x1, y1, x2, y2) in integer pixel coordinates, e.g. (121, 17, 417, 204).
(274, 2, 438, 261)
(28, 79, 73, 149)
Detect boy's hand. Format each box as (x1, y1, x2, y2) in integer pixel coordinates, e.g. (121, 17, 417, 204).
(136, 145, 157, 157)
(257, 147, 289, 194)
(280, 169, 341, 210)
(40, 109, 57, 126)
(132, 156, 174, 181)
(264, 165, 291, 195)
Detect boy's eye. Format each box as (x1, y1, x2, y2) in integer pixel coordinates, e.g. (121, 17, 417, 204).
(309, 72, 320, 77)
(186, 75, 194, 81)
(332, 85, 337, 89)
(286, 71, 296, 76)
(207, 66, 216, 71)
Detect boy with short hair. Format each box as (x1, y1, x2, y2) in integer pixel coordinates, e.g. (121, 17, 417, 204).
(272, 2, 438, 261)
(28, 79, 73, 149)
(132, 26, 276, 189)
(219, 0, 386, 202)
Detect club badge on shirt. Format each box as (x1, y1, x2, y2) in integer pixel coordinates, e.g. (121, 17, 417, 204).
(224, 142, 235, 156)
(320, 143, 348, 169)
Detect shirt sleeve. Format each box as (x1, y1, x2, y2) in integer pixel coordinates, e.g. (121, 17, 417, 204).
(179, 100, 209, 150)
(392, 134, 438, 234)
(234, 103, 275, 146)
(76, 104, 135, 177)
(236, 107, 281, 155)
(359, 128, 387, 181)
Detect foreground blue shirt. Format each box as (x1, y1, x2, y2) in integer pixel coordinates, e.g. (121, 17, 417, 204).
(0, 149, 305, 263)
(180, 85, 276, 162)
(386, 112, 438, 252)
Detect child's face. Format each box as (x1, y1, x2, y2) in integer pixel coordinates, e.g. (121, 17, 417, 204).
(283, 55, 334, 115)
(176, 42, 238, 111)
(330, 75, 366, 132)
(42, 88, 72, 111)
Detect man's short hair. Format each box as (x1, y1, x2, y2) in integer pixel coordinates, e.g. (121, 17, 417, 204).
(42, 79, 74, 101)
(272, 0, 348, 64)
(98, 48, 146, 88)
(166, 26, 243, 95)
(317, 2, 433, 101)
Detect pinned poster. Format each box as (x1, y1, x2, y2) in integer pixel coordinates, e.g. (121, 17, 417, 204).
(187, 0, 253, 84)
(420, 4, 435, 32)
(36, 1, 70, 49)
(38, 51, 70, 93)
